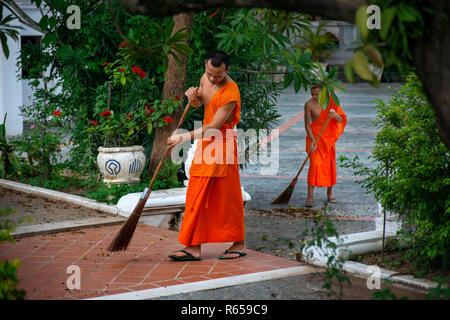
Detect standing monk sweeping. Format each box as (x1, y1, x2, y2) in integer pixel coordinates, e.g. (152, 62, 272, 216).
(167, 50, 246, 260)
(304, 85, 347, 207)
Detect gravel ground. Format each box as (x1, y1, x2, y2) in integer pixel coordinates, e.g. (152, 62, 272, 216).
(0, 186, 112, 226)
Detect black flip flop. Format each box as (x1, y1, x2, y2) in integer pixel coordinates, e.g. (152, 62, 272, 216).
(328, 197, 338, 203)
(168, 250, 202, 261)
(304, 200, 314, 208)
(218, 250, 247, 260)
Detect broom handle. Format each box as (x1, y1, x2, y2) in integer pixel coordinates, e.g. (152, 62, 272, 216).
(142, 100, 192, 202)
(293, 117, 331, 180)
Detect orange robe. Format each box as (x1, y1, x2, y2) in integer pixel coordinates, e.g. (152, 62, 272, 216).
(178, 81, 245, 246)
(306, 97, 347, 187)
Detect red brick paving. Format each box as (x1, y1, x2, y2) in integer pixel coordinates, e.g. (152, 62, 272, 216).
(1, 223, 302, 300)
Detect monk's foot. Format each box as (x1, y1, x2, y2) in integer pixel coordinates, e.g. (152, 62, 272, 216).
(219, 241, 246, 259)
(304, 199, 314, 207)
(169, 246, 201, 260)
(327, 195, 338, 203)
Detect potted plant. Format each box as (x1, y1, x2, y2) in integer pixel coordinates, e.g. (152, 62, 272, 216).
(86, 50, 181, 185)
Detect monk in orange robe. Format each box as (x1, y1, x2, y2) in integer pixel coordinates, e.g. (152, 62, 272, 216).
(304, 86, 347, 207)
(167, 50, 245, 260)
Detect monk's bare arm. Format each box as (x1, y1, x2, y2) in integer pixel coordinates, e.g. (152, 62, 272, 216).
(190, 102, 236, 140)
(304, 102, 315, 143)
(167, 102, 236, 148)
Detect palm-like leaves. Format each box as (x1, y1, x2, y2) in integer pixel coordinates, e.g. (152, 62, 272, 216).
(293, 21, 337, 61)
(0, 4, 24, 59)
(119, 18, 193, 76)
(314, 62, 347, 109)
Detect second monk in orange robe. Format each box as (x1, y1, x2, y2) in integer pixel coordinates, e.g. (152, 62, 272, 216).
(304, 86, 346, 207)
(167, 50, 245, 260)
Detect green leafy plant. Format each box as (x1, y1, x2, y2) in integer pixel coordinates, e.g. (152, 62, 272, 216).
(346, 1, 429, 86)
(0, 4, 23, 59)
(0, 208, 26, 300)
(340, 73, 450, 274)
(293, 21, 338, 62)
(0, 114, 20, 178)
(371, 280, 408, 300)
(426, 276, 450, 300)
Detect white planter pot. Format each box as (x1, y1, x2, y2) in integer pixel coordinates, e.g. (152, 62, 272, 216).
(97, 145, 146, 184)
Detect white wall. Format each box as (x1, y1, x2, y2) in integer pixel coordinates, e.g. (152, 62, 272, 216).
(0, 0, 45, 136)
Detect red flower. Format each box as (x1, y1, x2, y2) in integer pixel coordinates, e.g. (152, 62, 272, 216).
(90, 120, 99, 126)
(163, 116, 174, 123)
(132, 66, 146, 79)
(118, 67, 125, 73)
(175, 95, 182, 101)
(145, 106, 155, 117)
(101, 110, 112, 117)
(138, 70, 146, 79)
(119, 42, 128, 48)
(53, 110, 62, 116)
(125, 113, 133, 119)
(103, 61, 109, 67)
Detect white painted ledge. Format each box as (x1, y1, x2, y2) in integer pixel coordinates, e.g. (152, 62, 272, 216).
(87, 265, 315, 300)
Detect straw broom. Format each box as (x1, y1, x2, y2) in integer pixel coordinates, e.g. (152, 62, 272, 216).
(107, 101, 192, 252)
(271, 117, 330, 205)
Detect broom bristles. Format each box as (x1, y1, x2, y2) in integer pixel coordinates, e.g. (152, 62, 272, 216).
(107, 196, 147, 252)
(271, 179, 297, 204)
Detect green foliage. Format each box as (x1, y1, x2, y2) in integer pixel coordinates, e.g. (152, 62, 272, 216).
(0, 4, 23, 59)
(371, 280, 408, 300)
(426, 276, 450, 300)
(11, 80, 67, 179)
(340, 74, 450, 273)
(347, 1, 431, 85)
(0, 208, 26, 300)
(0, 114, 20, 178)
(119, 15, 194, 76)
(213, 8, 343, 109)
(292, 21, 339, 62)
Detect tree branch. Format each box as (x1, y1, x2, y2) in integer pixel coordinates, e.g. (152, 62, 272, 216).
(0, 0, 43, 33)
(118, 0, 365, 23)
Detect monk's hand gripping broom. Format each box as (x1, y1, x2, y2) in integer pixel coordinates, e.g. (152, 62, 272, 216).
(107, 101, 192, 252)
(271, 117, 331, 205)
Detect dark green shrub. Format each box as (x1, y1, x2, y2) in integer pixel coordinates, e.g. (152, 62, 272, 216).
(340, 73, 450, 274)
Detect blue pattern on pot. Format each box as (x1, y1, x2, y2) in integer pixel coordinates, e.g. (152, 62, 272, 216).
(105, 159, 121, 175)
(129, 158, 142, 174)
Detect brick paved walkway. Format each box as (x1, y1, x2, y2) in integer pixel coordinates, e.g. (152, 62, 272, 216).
(1, 223, 302, 300)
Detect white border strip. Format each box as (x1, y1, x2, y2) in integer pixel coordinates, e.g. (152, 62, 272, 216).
(0, 178, 121, 215)
(87, 266, 315, 300)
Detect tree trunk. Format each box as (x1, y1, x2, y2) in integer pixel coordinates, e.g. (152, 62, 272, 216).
(147, 12, 195, 177)
(411, 0, 450, 148)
